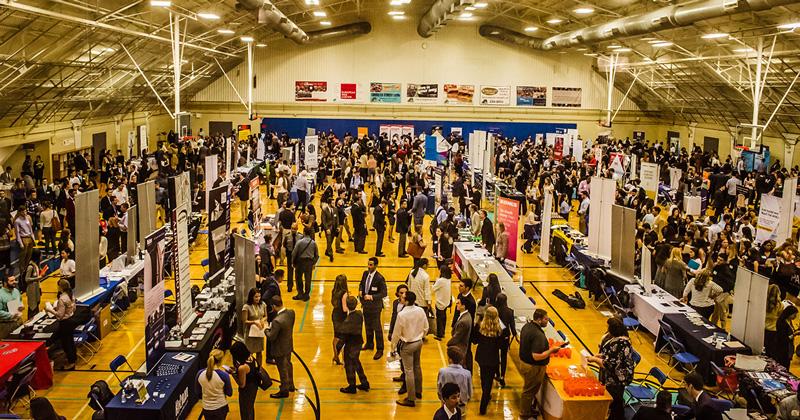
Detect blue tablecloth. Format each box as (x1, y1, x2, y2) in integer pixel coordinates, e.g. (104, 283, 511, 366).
(570, 245, 603, 269)
(104, 351, 200, 420)
(80, 279, 122, 308)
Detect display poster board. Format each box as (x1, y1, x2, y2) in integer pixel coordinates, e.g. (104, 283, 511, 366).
(497, 197, 520, 273)
(684, 196, 701, 216)
(640, 162, 660, 200)
(126, 205, 138, 265)
(389, 126, 402, 143)
(731, 268, 769, 355)
(425, 135, 438, 163)
(305, 135, 319, 170)
(137, 181, 157, 252)
(357, 127, 368, 138)
(434, 167, 443, 206)
(609, 153, 626, 180)
(208, 183, 231, 277)
(225, 137, 232, 179)
(633, 131, 645, 142)
(776, 177, 797, 245)
(588, 177, 615, 261)
(169, 172, 192, 329)
(256, 133, 265, 161)
(756, 193, 782, 245)
(669, 168, 682, 189)
(641, 246, 652, 296)
(402, 125, 414, 139)
(205, 155, 218, 213)
(75, 189, 100, 300)
(516, 86, 546, 106)
(539, 191, 553, 264)
(250, 177, 262, 238)
(610, 205, 637, 281)
(630, 154, 638, 180)
(551, 87, 582, 107)
(234, 234, 256, 339)
(295, 81, 328, 102)
(568, 129, 581, 162)
(144, 227, 167, 372)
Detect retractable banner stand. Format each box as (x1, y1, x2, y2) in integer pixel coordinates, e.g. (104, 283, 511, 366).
(775, 177, 798, 245)
(249, 177, 262, 239)
(137, 181, 157, 252)
(257, 134, 265, 161)
(169, 172, 192, 329)
(225, 137, 232, 179)
(127, 205, 138, 265)
(756, 193, 782, 245)
(588, 177, 615, 261)
(539, 191, 553, 264)
(144, 227, 167, 372)
(305, 135, 319, 170)
(701, 171, 710, 214)
(234, 234, 256, 339)
(497, 197, 520, 273)
(630, 154, 637, 180)
(208, 183, 231, 278)
(641, 246, 652, 296)
(640, 162, 660, 200)
(610, 205, 637, 281)
(75, 190, 100, 300)
(669, 168, 682, 189)
(205, 155, 218, 213)
(731, 268, 769, 355)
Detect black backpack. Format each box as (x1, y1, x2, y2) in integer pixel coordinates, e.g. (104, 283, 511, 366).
(88, 380, 114, 411)
(429, 207, 445, 236)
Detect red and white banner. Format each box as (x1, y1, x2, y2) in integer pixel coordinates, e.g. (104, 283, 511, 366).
(295, 81, 328, 102)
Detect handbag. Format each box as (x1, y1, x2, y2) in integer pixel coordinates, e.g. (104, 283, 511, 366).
(427, 312, 437, 336)
(407, 242, 426, 259)
(51, 213, 61, 231)
(257, 366, 273, 390)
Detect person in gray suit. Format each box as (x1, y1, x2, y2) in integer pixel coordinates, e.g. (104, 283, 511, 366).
(267, 295, 295, 399)
(410, 188, 428, 228)
(447, 297, 473, 371)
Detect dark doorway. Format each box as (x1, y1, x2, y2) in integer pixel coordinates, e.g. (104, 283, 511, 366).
(703, 136, 719, 153)
(209, 121, 233, 138)
(92, 132, 107, 168)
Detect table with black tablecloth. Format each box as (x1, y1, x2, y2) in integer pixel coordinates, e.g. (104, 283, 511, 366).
(655, 313, 752, 384)
(104, 351, 200, 420)
(9, 305, 92, 346)
(166, 292, 236, 369)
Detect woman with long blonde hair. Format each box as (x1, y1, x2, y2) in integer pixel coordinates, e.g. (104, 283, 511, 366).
(196, 349, 232, 419)
(660, 247, 693, 298)
(473, 306, 504, 415)
(764, 284, 784, 360)
(331, 274, 349, 365)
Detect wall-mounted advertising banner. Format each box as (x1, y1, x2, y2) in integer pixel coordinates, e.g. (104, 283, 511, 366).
(443, 84, 474, 105)
(497, 197, 520, 272)
(402, 126, 415, 139)
(389, 125, 402, 142)
(335, 83, 362, 103)
(479, 85, 511, 106)
(552, 87, 582, 107)
(370, 82, 402, 103)
(516, 86, 547, 106)
(295, 81, 328, 102)
(406, 83, 439, 104)
(144, 227, 167, 372)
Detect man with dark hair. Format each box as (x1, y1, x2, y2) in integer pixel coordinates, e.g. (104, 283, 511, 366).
(437, 347, 472, 416)
(518, 309, 559, 420)
(291, 226, 318, 302)
(359, 257, 387, 360)
(0, 275, 22, 339)
(389, 284, 408, 384)
(433, 382, 462, 420)
(351, 198, 368, 254)
(447, 297, 472, 369)
(676, 372, 722, 420)
(777, 381, 800, 419)
(391, 291, 428, 407)
(632, 390, 672, 420)
(339, 296, 369, 394)
(480, 210, 495, 254)
(267, 295, 295, 399)
(373, 199, 387, 257)
(396, 200, 411, 258)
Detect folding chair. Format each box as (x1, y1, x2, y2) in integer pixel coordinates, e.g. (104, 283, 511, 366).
(665, 338, 700, 381)
(110, 356, 135, 385)
(625, 367, 667, 411)
(0, 361, 36, 413)
(613, 304, 642, 342)
(109, 284, 128, 329)
(711, 398, 734, 419)
(656, 319, 678, 363)
(631, 349, 642, 367)
(548, 318, 555, 328)
(74, 313, 101, 363)
(711, 361, 738, 401)
(592, 283, 616, 310)
(557, 330, 567, 341)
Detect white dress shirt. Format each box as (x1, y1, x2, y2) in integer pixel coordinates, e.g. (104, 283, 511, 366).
(432, 277, 451, 311)
(390, 305, 428, 351)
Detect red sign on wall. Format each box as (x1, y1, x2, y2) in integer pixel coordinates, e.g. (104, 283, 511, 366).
(340, 83, 357, 100)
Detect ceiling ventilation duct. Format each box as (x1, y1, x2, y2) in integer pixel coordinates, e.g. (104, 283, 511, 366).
(478, 25, 542, 49)
(307, 22, 372, 43)
(482, 0, 800, 50)
(237, 0, 309, 44)
(418, 0, 475, 37)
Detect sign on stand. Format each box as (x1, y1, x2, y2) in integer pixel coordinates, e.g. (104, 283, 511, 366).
(169, 172, 192, 329)
(497, 197, 520, 273)
(144, 227, 167, 372)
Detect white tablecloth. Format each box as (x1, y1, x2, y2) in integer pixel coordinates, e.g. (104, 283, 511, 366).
(624, 284, 696, 336)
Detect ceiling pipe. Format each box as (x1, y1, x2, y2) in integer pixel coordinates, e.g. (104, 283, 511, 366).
(481, 0, 800, 50)
(307, 22, 371, 43)
(418, 0, 475, 38)
(237, 0, 309, 44)
(478, 25, 542, 49)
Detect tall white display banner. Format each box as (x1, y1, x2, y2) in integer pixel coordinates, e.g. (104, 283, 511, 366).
(169, 172, 192, 329)
(756, 193, 782, 245)
(641, 162, 660, 200)
(305, 135, 319, 170)
(630, 154, 637, 180)
(225, 136, 232, 179)
(205, 155, 218, 213)
(570, 131, 583, 163)
(776, 177, 797, 245)
(256, 134, 265, 161)
(640, 246, 652, 296)
(669, 168, 682, 189)
(539, 191, 553, 264)
(730, 268, 769, 354)
(587, 177, 615, 261)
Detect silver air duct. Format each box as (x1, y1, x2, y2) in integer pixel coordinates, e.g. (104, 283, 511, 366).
(478, 25, 542, 49)
(237, 0, 309, 44)
(307, 22, 372, 43)
(418, 0, 476, 38)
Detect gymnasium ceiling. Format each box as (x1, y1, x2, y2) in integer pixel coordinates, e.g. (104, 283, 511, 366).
(0, 0, 800, 138)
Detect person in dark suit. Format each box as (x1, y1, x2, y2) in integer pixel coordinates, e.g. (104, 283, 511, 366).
(479, 210, 495, 254)
(433, 382, 462, 420)
(632, 390, 672, 420)
(260, 269, 282, 322)
(389, 284, 408, 385)
(396, 200, 411, 258)
(266, 296, 295, 399)
(320, 199, 338, 261)
(400, 186, 413, 207)
(351, 199, 368, 254)
(100, 188, 117, 220)
(410, 188, 428, 228)
(675, 373, 723, 420)
(339, 296, 370, 394)
(359, 257, 387, 359)
(447, 297, 472, 369)
(373, 199, 387, 257)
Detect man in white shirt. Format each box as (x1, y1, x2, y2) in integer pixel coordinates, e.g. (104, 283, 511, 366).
(112, 183, 129, 206)
(738, 215, 755, 240)
(391, 291, 428, 407)
(642, 206, 656, 228)
(578, 191, 590, 235)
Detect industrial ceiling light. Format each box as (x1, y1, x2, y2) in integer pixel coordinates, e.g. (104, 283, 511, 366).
(608, 45, 622, 48)
(584, 53, 597, 56)
(576, 47, 588, 51)
(734, 47, 756, 52)
(390, 0, 403, 5)
(465, 6, 476, 10)
(653, 42, 673, 47)
(313, 11, 326, 16)
(647, 39, 664, 44)
(460, 12, 473, 17)
(320, 21, 331, 25)
(573, 8, 594, 14)
(615, 48, 631, 52)
(240, 36, 254, 42)
(474, 2, 488, 7)
(524, 27, 538, 31)
(547, 18, 563, 24)
(217, 28, 234, 34)
(778, 22, 800, 29)
(641, 37, 656, 41)
(256, 43, 267, 47)
(151, 0, 171, 6)
(305, 0, 319, 4)
(392, 15, 406, 19)
(701, 33, 728, 39)
(388, 11, 404, 15)
(198, 13, 220, 19)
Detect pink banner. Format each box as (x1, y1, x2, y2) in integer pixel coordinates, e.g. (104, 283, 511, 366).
(497, 197, 519, 269)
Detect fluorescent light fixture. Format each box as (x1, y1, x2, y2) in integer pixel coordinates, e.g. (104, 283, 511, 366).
(198, 13, 220, 19)
(734, 48, 755, 52)
(608, 45, 622, 49)
(240, 36, 254, 42)
(388, 11, 404, 15)
(524, 27, 538, 32)
(460, 12, 473, 17)
(573, 8, 594, 14)
(256, 44, 267, 47)
(313, 11, 326, 16)
(218, 29, 234, 34)
(641, 37, 656, 41)
(647, 39, 664, 44)
(102, 47, 116, 52)
(584, 53, 597, 56)
(778, 22, 800, 29)
(390, 0, 403, 4)
(547, 18, 562, 24)
(474, 2, 488, 7)
(465, 6, 476, 10)
(701, 33, 728, 39)
(305, 0, 319, 4)
(576, 47, 588, 51)
(320, 21, 331, 25)
(652, 42, 672, 47)
(615, 48, 631, 52)
(150, 0, 171, 6)
(460, 16, 474, 20)
(392, 15, 405, 19)
(643, 57, 653, 61)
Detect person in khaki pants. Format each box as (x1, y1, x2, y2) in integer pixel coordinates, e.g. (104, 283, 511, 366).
(518, 309, 560, 420)
(710, 253, 736, 329)
(13, 207, 34, 273)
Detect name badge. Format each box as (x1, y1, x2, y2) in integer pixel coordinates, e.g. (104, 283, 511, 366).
(792, 410, 799, 417)
(371, 287, 378, 291)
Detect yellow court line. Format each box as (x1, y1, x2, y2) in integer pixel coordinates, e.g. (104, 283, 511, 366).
(437, 340, 447, 367)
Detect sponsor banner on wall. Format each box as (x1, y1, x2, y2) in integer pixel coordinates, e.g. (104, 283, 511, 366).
(305, 135, 319, 170)
(379, 125, 390, 138)
(208, 184, 230, 277)
(250, 178, 262, 238)
(370, 82, 402, 103)
(295, 81, 328, 102)
(497, 197, 520, 272)
(633, 131, 645, 142)
(552, 87, 582, 107)
(479, 85, 511, 106)
(443, 84, 474, 105)
(335, 83, 363, 103)
(406, 83, 439, 104)
(756, 193, 782, 245)
(144, 227, 167, 372)
(516, 86, 547, 106)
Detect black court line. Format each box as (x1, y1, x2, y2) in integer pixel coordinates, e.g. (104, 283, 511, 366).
(527, 281, 595, 356)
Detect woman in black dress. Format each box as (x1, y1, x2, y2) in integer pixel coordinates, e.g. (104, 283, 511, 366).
(774, 305, 799, 368)
(331, 274, 349, 365)
(472, 306, 504, 415)
(494, 293, 516, 387)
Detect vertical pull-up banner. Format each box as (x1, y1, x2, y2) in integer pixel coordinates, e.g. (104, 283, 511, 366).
(497, 197, 520, 272)
(640, 162, 659, 200)
(539, 191, 553, 264)
(144, 227, 167, 372)
(75, 189, 100, 300)
(208, 183, 231, 278)
(169, 172, 192, 328)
